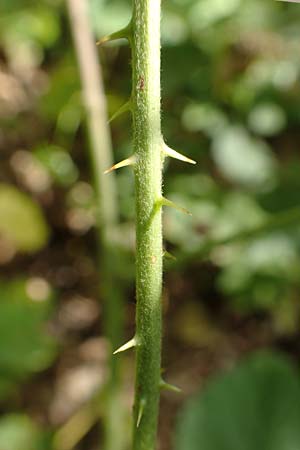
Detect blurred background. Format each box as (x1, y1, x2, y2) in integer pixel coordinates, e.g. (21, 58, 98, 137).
(2, 0, 300, 449)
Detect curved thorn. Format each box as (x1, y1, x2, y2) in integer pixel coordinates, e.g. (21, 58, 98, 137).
(163, 250, 177, 261)
(137, 399, 146, 428)
(96, 22, 132, 46)
(161, 197, 192, 216)
(160, 379, 182, 393)
(163, 144, 196, 165)
(113, 337, 136, 355)
(104, 155, 136, 174)
(108, 100, 132, 123)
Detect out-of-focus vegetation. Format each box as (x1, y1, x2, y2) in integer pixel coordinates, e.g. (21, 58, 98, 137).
(176, 352, 300, 450)
(1, 0, 300, 448)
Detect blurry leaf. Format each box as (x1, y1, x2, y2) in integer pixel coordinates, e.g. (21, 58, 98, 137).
(34, 145, 79, 187)
(39, 58, 80, 123)
(89, 0, 132, 37)
(212, 126, 278, 190)
(212, 192, 267, 240)
(162, 45, 208, 96)
(182, 103, 227, 136)
(245, 234, 297, 274)
(56, 93, 82, 134)
(176, 352, 300, 450)
(0, 414, 44, 450)
(0, 300, 55, 376)
(216, 231, 299, 312)
(162, 11, 188, 45)
(188, 0, 241, 31)
(0, 278, 56, 379)
(0, 0, 33, 13)
(248, 103, 286, 137)
(163, 191, 218, 251)
(3, 7, 60, 47)
(166, 174, 220, 200)
(0, 184, 49, 252)
(259, 159, 300, 212)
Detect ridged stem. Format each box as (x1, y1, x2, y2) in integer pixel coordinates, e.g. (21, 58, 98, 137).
(132, 1, 163, 449)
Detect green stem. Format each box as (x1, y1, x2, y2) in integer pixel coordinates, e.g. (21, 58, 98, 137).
(66, 1, 125, 449)
(132, 1, 163, 449)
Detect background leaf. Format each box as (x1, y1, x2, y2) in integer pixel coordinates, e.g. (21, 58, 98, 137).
(0, 184, 49, 253)
(176, 352, 300, 450)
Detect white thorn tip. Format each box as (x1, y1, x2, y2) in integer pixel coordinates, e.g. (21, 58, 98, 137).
(104, 156, 135, 174)
(113, 337, 136, 355)
(163, 145, 196, 165)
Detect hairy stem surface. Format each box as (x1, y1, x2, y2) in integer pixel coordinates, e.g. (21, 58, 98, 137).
(132, 1, 163, 449)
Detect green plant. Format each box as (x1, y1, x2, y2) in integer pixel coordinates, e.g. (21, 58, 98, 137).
(98, 1, 195, 449)
(176, 352, 300, 450)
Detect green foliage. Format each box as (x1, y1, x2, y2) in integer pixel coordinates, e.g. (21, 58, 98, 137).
(39, 58, 81, 133)
(176, 352, 300, 450)
(0, 414, 50, 450)
(0, 184, 49, 253)
(34, 145, 79, 187)
(2, 0, 300, 447)
(0, 278, 56, 395)
(212, 126, 278, 190)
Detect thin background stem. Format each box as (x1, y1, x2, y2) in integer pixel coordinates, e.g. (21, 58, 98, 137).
(66, 2, 125, 450)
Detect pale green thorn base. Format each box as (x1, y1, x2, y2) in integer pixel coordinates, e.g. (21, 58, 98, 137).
(104, 155, 136, 174)
(113, 336, 137, 355)
(96, 22, 132, 46)
(161, 197, 192, 216)
(160, 379, 182, 393)
(163, 143, 196, 165)
(108, 100, 132, 123)
(163, 250, 177, 261)
(136, 399, 146, 428)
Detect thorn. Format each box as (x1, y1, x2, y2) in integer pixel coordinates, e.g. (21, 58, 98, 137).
(113, 337, 136, 355)
(108, 100, 132, 123)
(163, 144, 196, 165)
(137, 399, 146, 428)
(96, 22, 132, 46)
(160, 379, 182, 393)
(104, 155, 136, 174)
(163, 250, 177, 261)
(161, 197, 192, 216)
